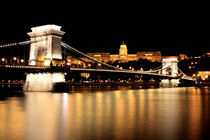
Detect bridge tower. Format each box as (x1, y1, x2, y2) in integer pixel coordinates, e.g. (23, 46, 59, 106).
(161, 57, 179, 87)
(28, 25, 65, 66)
(162, 57, 178, 77)
(24, 25, 66, 92)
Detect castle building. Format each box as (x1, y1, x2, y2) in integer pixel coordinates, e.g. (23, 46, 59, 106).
(69, 42, 162, 65)
(87, 42, 162, 63)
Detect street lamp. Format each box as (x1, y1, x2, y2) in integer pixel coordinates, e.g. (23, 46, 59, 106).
(98, 63, 101, 68)
(1, 58, 5, 64)
(20, 59, 24, 65)
(13, 57, 17, 65)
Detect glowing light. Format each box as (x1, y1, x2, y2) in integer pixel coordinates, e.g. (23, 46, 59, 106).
(81, 73, 90, 79)
(13, 57, 17, 61)
(162, 58, 178, 61)
(1, 58, 5, 62)
(145, 54, 153, 56)
(30, 60, 36, 66)
(21, 59, 24, 63)
(52, 73, 65, 83)
(44, 60, 51, 66)
(24, 73, 65, 91)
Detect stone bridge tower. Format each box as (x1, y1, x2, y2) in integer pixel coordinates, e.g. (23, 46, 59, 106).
(28, 25, 65, 66)
(162, 57, 178, 77)
(161, 57, 179, 87)
(24, 25, 66, 92)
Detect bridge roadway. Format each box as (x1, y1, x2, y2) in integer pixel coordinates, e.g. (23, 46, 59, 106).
(70, 68, 196, 81)
(0, 65, 196, 81)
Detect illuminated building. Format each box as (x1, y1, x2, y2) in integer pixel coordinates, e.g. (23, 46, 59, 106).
(70, 42, 162, 64)
(198, 71, 210, 80)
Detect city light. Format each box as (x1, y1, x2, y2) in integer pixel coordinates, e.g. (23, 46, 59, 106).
(21, 59, 24, 63)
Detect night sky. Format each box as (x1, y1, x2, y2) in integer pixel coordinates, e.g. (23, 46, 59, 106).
(0, 7, 209, 56)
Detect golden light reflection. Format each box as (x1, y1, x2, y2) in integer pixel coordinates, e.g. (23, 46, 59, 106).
(0, 87, 209, 140)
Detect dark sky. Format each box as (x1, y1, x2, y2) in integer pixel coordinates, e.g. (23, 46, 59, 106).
(0, 6, 209, 56)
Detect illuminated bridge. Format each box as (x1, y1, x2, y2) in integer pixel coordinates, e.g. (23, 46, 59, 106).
(0, 24, 196, 91)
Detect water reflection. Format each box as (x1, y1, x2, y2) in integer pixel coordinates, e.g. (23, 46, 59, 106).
(0, 87, 210, 140)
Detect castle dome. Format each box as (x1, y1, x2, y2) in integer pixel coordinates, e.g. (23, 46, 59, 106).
(120, 41, 127, 49)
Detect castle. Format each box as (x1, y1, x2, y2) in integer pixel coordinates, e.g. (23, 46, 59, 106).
(69, 42, 185, 65)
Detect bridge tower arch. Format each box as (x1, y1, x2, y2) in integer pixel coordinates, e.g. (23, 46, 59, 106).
(28, 25, 65, 66)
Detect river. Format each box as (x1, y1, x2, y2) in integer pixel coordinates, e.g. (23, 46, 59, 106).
(0, 86, 210, 140)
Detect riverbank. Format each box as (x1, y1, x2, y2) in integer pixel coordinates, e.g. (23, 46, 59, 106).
(0, 81, 208, 92)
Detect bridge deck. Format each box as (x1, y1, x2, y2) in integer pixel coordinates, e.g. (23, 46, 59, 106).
(0, 65, 195, 81)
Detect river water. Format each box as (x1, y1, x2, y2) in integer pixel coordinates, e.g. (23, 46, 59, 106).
(0, 86, 210, 140)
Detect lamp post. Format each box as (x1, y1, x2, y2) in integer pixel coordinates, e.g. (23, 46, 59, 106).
(20, 59, 24, 65)
(1, 58, 5, 65)
(67, 59, 71, 66)
(13, 57, 17, 65)
(98, 63, 101, 68)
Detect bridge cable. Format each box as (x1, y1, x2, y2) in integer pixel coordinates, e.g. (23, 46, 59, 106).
(0, 38, 47, 48)
(61, 42, 122, 70)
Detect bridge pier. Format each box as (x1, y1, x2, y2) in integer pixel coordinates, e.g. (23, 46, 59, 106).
(24, 73, 66, 92)
(160, 79, 180, 87)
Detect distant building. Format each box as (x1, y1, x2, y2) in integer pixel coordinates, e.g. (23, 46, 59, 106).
(198, 71, 210, 80)
(205, 52, 210, 56)
(69, 42, 184, 65)
(86, 42, 162, 63)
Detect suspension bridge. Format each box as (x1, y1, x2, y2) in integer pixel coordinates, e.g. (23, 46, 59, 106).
(0, 25, 195, 91)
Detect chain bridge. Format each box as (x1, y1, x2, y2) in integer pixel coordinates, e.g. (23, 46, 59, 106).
(0, 25, 196, 91)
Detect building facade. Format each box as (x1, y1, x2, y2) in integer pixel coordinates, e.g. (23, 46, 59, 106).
(70, 42, 162, 65)
(67, 42, 186, 64)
